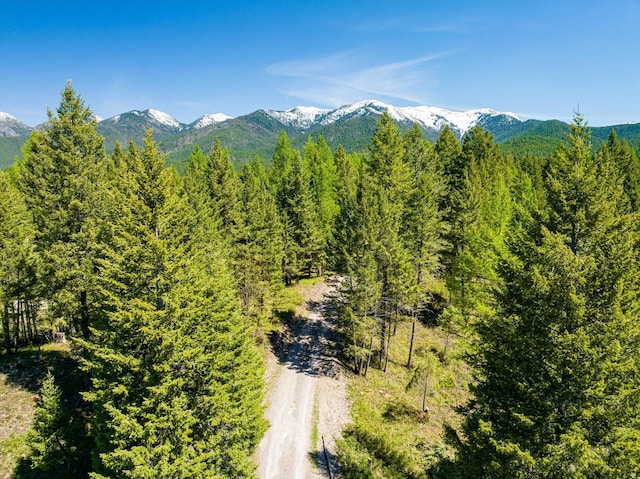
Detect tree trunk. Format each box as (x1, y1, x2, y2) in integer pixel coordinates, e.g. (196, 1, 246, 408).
(378, 316, 386, 369)
(383, 324, 392, 373)
(422, 378, 428, 412)
(13, 302, 19, 352)
(80, 290, 91, 339)
(364, 332, 374, 377)
(3, 303, 11, 356)
(28, 301, 41, 354)
(443, 317, 451, 360)
(23, 299, 33, 343)
(407, 310, 416, 368)
(19, 299, 28, 345)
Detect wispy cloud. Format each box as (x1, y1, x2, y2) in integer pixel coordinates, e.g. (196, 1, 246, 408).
(267, 50, 456, 107)
(351, 16, 480, 35)
(175, 100, 209, 109)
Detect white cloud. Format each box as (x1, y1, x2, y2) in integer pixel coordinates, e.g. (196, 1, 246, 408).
(267, 50, 453, 107)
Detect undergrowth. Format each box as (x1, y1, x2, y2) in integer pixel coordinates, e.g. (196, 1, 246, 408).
(337, 320, 471, 478)
(0, 342, 87, 479)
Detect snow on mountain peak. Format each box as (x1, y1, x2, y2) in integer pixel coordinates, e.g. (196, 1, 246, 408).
(0, 111, 33, 137)
(318, 100, 391, 125)
(257, 100, 520, 135)
(192, 113, 233, 129)
(263, 105, 330, 129)
(401, 106, 520, 134)
(146, 109, 181, 128)
(0, 112, 21, 123)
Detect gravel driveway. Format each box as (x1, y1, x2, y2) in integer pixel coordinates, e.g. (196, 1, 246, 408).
(256, 280, 350, 479)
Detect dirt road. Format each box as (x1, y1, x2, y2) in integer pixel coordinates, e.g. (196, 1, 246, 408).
(256, 280, 350, 479)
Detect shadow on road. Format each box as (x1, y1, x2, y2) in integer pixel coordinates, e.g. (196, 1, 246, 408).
(270, 297, 343, 378)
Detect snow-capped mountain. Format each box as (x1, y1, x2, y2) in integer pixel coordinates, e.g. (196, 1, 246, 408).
(261, 100, 521, 137)
(4, 100, 637, 171)
(106, 109, 183, 132)
(145, 108, 182, 129)
(262, 106, 328, 129)
(1, 101, 518, 141)
(188, 113, 234, 130)
(101, 109, 235, 136)
(0, 112, 33, 137)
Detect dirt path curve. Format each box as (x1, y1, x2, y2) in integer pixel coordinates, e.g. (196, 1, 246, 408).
(256, 279, 350, 479)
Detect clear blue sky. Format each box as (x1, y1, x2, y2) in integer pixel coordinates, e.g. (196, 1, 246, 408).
(1, 0, 638, 127)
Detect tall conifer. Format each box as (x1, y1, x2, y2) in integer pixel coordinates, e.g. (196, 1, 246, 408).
(453, 115, 640, 478)
(19, 83, 107, 337)
(85, 134, 266, 478)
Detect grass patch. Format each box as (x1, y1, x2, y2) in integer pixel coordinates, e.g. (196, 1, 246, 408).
(272, 275, 324, 325)
(311, 389, 320, 449)
(0, 380, 34, 478)
(337, 321, 471, 478)
(296, 276, 324, 287)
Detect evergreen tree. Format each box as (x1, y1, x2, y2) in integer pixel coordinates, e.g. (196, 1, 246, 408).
(269, 130, 296, 201)
(332, 145, 361, 273)
(28, 371, 67, 472)
(84, 134, 266, 478)
(446, 127, 513, 325)
(453, 114, 640, 478)
(268, 131, 313, 282)
(19, 82, 107, 338)
(207, 138, 244, 245)
(401, 125, 447, 367)
(434, 124, 463, 207)
(336, 169, 383, 375)
(368, 113, 414, 371)
(304, 135, 339, 248)
(285, 150, 326, 277)
(0, 171, 37, 354)
(237, 157, 284, 322)
(596, 129, 640, 211)
(339, 112, 414, 372)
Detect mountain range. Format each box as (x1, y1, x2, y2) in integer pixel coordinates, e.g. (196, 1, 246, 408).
(1, 100, 639, 170)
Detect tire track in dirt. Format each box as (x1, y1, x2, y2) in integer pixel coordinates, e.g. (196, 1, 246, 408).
(256, 279, 350, 479)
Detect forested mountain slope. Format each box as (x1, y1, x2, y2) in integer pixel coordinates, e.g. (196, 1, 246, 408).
(2, 85, 639, 478)
(2, 101, 638, 169)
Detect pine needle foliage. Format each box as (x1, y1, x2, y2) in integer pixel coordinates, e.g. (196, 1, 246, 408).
(452, 114, 640, 478)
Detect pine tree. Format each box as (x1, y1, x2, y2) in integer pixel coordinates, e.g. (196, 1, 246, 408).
(339, 112, 414, 372)
(84, 134, 267, 478)
(332, 145, 361, 273)
(237, 157, 284, 322)
(0, 171, 37, 354)
(285, 150, 326, 277)
(434, 124, 463, 207)
(453, 114, 640, 478)
(83, 132, 174, 476)
(596, 129, 640, 211)
(19, 82, 107, 338)
(207, 138, 244, 246)
(401, 125, 447, 367)
(446, 126, 513, 325)
(28, 371, 67, 472)
(270, 130, 296, 201)
(305, 135, 339, 249)
(336, 169, 383, 375)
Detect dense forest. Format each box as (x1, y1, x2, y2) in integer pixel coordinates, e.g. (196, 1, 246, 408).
(1, 84, 639, 478)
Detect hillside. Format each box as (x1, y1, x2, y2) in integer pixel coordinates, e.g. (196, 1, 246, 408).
(2, 102, 639, 170)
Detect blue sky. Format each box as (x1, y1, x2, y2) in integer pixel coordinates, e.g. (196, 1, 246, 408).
(1, 0, 638, 126)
